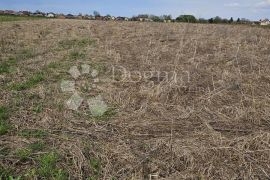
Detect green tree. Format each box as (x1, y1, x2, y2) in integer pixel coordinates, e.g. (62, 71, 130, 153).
(198, 18, 208, 23)
(213, 16, 222, 23)
(149, 15, 162, 22)
(222, 18, 229, 23)
(162, 15, 172, 20)
(229, 17, 234, 23)
(176, 15, 197, 23)
(93, 11, 100, 17)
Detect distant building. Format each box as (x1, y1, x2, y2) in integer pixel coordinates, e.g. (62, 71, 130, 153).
(116, 16, 125, 21)
(164, 20, 172, 23)
(89, 15, 95, 20)
(260, 19, 270, 26)
(144, 18, 153, 22)
(95, 16, 103, 20)
(76, 15, 83, 20)
(65, 14, 75, 19)
(46, 13, 55, 18)
(104, 15, 112, 21)
(19, 11, 31, 16)
(4, 10, 16, 15)
(57, 15, 66, 19)
(33, 12, 45, 17)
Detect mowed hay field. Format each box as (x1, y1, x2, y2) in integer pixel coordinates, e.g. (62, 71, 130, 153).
(1, 19, 270, 179)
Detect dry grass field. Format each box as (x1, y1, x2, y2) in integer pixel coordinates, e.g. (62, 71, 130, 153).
(1, 19, 270, 179)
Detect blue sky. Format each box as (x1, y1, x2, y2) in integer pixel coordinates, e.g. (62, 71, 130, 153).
(0, 0, 269, 20)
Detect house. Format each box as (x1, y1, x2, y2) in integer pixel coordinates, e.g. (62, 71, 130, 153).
(76, 15, 83, 20)
(32, 11, 45, 17)
(57, 15, 66, 19)
(95, 16, 103, 20)
(252, 21, 260, 25)
(124, 17, 129, 21)
(144, 18, 154, 22)
(111, 16, 116, 20)
(65, 14, 75, 19)
(104, 15, 112, 21)
(116, 16, 125, 21)
(164, 20, 172, 23)
(34, 13, 44, 17)
(4, 10, 16, 15)
(46, 13, 55, 18)
(20, 11, 31, 16)
(33, 12, 45, 17)
(88, 15, 95, 20)
(260, 19, 270, 26)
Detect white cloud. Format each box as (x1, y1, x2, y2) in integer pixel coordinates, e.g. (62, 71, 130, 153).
(256, 0, 270, 8)
(224, 2, 240, 7)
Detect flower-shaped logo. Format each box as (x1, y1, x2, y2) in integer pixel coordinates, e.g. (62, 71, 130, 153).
(60, 64, 108, 117)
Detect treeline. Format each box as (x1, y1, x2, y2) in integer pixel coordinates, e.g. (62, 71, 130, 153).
(132, 14, 252, 24)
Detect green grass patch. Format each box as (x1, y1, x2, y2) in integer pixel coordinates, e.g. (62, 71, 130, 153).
(59, 38, 95, 49)
(15, 148, 32, 161)
(17, 49, 35, 59)
(69, 51, 86, 60)
(0, 15, 46, 22)
(32, 104, 43, 113)
(0, 57, 18, 74)
(0, 106, 10, 135)
(92, 107, 117, 122)
(0, 50, 35, 75)
(89, 158, 101, 176)
(19, 129, 47, 138)
(47, 61, 60, 69)
(28, 141, 45, 151)
(0, 62, 10, 74)
(10, 72, 45, 91)
(0, 147, 10, 156)
(37, 152, 67, 179)
(91, 63, 106, 74)
(0, 166, 14, 179)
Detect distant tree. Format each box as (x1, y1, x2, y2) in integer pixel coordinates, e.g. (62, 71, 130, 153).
(162, 14, 172, 20)
(229, 17, 234, 23)
(198, 18, 208, 23)
(130, 16, 138, 21)
(35, 10, 41, 14)
(93, 11, 101, 17)
(137, 14, 149, 18)
(176, 15, 197, 23)
(208, 18, 214, 23)
(237, 18, 241, 23)
(240, 18, 251, 24)
(222, 18, 229, 23)
(213, 16, 222, 23)
(149, 15, 162, 22)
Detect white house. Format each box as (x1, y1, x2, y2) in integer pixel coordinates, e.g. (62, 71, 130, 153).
(144, 18, 153, 22)
(164, 20, 172, 23)
(46, 13, 55, 18)
(260, 19, 270, 26)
